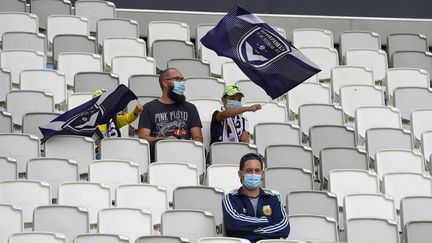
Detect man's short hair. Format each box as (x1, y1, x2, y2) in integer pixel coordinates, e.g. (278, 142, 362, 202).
(239, 153, 264, 170)
(158, 68, 178, 88)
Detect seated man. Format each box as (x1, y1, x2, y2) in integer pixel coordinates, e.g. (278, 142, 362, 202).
(138, 68, 203, 159)
(222, 153, 290, 243)
(210, 85, 261, 145)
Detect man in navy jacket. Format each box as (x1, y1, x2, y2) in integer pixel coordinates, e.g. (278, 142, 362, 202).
(222, 153, 290, 242)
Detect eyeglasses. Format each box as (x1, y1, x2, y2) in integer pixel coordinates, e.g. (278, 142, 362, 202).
(165, 76, 185, 82)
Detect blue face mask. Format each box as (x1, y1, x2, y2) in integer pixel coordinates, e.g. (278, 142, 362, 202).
(172, 81, 185, 95)
(226, 99, 242, 109)
(243, 174, 261, 190)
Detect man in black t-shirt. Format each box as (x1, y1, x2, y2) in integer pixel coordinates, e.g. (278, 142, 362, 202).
(138, 68, 203, 159)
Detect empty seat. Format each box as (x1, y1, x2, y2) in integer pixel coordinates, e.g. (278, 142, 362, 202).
(111, 56, 156, 85)
(287, 83, 331, 119)
(30, 0, 72, 30)
(27, 157, 79, 199)
(103, 37, 147, 70)
(47, 15, 89, 46)
(0, 0, 26, 12)
(188, 98, 223, 121)
(265, 145, 314, 172)
(210, 142, 258, 165)
(129, 74, 161, 97)
(136, 236, 191, 243)
(197, 24, 230, 76)
(330, 65, 374, 102)
(33, 205, 89, 243)
(392, 51, 432, 80)
(148, 21, 190, 54)
(264, 167, 314, 204)
(0, 111, 13, 133)
(309, 125, 356, 158)
(1, 50, 46, 85)
(89, 159, 140, 199)
(221, 62, 249, 86)
(0, 204, 23, 243)
(6, 90, 54, 127)
(328, 169, 379, 207)
(2, 31, 47, 57)
(58, 181, 110, 225)
(152, 40, 195, 70)
(299, 47, 339, 81)
(57, 52, 103, 88)
(8, 232, 67, 243)
(355, 106, 402, 145)
(235, 80, 271, 102)
(148, 162, 199, 203)
(346, 218, 399, 243)
(340, 31, 381, 60)
(155, 140, 206, 175)
(116, 184, 168, 226)
(174, 186, 225, 233)
(345, 49, 388, 84)
(0, 133, 40, 173)
(287, 191, 338, 226)
(0, 157, 17, 180)
(53, 34, 97, 65)
(375, 150, 424, 182)
(383, 172, 432, 210)
(394, 87, 432, 121)
(386, 68, 429, 105)
(243, 102, 288, 133)
(411, 109, 432, 147)
(0, 68, 11, 105)
(97, 18, 139, 49)
(20, 69, 67, 106)
(74, 72, 119, 93)
(45, 135, 95, 175)
(340, 85, 385, 120)
(161, 209, 216, 243)
(405, 221, 432, 243)
(206, 164, 241, 194)
(421, 131, 432, 164)
(292, 28, 333, 48)
(100, 138, 150, 176)
(74, 233, 129, 243)
(67, 92, 93, 110)
(22, 112, 59, 139)
(366, 127, 415, 164)
(254, 122, 301, 154)
(0, 180, 51, 223)
(184, 77, 225, 100)
(319, 147, 368, 184)
(344, 193, 397, 222)
(387, 33, 428, 65)
(0, 12, 38, 42)
(74, 0, 116, 33)
(287, 214, 338, 242)
(168, 58, 211, 78)
(298, 104, 344, 142)
(400, 196, 432, 229)
(98, 208, 152, 242)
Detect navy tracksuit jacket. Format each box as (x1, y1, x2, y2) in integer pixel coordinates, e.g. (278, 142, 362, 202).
(222, 187, 290, 243)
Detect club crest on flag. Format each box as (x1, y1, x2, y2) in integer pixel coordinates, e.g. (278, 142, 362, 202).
(62, 104, 103, 133)
(238, 27, 291, 68)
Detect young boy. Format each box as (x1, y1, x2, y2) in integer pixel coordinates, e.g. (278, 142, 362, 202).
(210, 85, 261, 145)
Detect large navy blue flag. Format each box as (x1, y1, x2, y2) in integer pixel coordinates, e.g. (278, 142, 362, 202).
(39, 84, 137, 143)
(201, 6, 321, 99)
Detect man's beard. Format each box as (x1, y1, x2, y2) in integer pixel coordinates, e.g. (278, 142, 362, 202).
(168, 88, 186, 103)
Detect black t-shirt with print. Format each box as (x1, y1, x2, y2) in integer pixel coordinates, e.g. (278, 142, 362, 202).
(138, 99, 202, 140)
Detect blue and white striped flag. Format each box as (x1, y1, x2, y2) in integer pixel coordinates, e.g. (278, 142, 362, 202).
(201, 6, 321, 99)
(39, 84, 137, 143)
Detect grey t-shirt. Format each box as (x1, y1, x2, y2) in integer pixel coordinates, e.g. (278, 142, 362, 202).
(248, 196, 259, 214)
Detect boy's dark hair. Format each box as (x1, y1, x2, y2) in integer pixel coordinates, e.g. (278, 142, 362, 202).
(239, 153, 264, 170)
